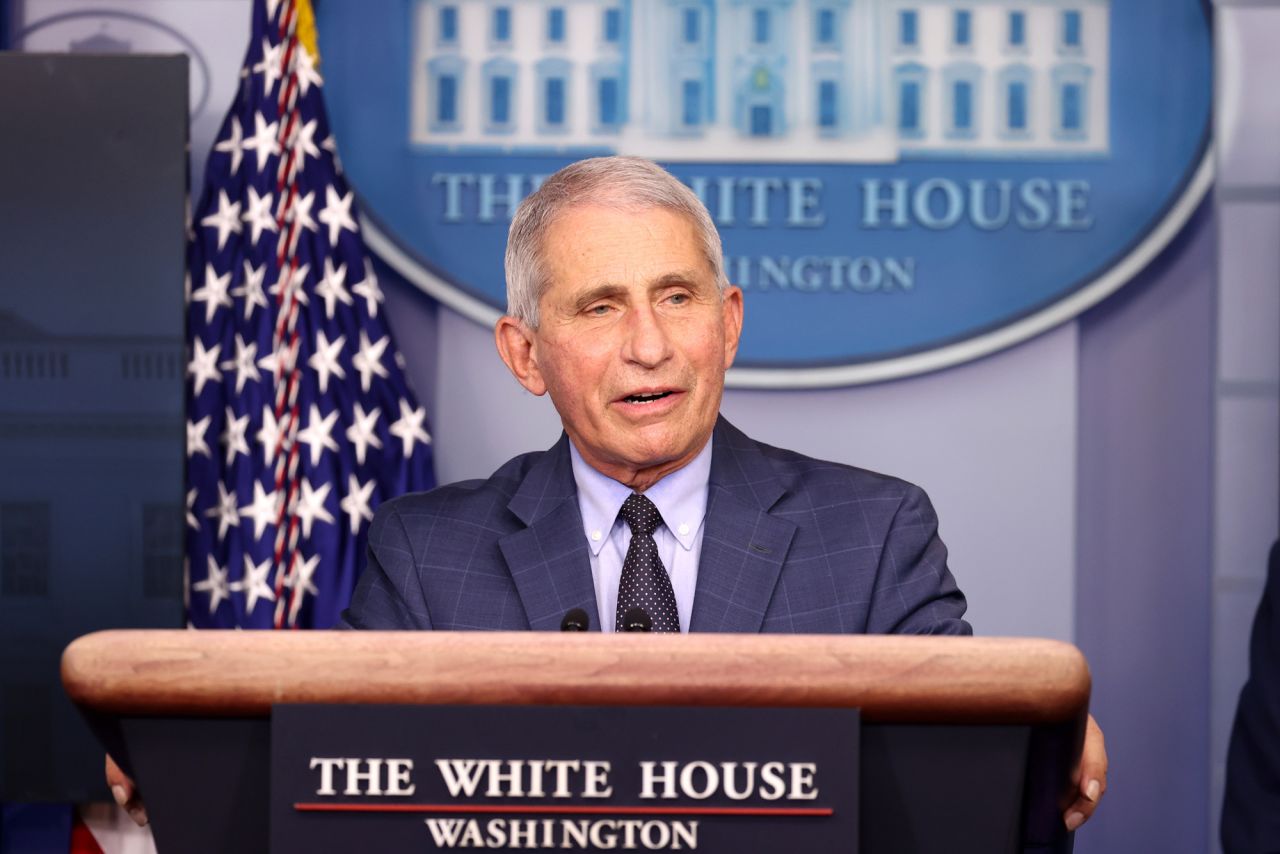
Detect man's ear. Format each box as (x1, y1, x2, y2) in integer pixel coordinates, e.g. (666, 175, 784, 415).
(721, 285, 744, 370)
(494, 316, 548, 396)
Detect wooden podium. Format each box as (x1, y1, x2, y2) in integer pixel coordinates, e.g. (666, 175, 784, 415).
(62, 631, 1088, 854)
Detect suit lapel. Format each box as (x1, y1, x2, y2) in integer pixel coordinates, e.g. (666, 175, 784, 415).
(689, 419, 797, 633)
(498, 436, 601, 632)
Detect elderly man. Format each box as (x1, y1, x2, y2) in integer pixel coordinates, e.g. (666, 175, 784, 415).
(344, 156, 967, 637)
(340, 156, 1105, 829)
(112, 156, 1106, 830)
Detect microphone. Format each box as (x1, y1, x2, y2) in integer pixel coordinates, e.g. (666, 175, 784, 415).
(620, 607, 652, 633)
(560, 608, 590, 632)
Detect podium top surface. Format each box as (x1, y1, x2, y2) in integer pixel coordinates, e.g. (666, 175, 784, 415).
(62, 631, 1089, 725)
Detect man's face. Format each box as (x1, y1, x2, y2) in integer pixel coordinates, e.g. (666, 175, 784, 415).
(496, 204, 743, 490)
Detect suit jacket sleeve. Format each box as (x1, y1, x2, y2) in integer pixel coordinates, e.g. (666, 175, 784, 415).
(338, 500, 434, 630)
(1221, 540, 1280, 852)
(865, 482, 971, 636)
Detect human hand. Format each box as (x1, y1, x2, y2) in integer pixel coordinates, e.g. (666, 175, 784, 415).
(105, 754, 148, 827)
(1064, 714, 1107, 831)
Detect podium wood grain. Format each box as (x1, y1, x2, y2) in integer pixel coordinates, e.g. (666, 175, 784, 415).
(62, 631, 1088, 724)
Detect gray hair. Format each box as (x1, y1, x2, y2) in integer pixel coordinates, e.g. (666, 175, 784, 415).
(504, 156, 728, 327)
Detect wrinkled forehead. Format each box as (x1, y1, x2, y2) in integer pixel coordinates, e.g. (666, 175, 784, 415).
(537, 204, 713, 291)
(540, 196, 702, 243)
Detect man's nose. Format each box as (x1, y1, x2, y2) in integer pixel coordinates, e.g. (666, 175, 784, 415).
(622, 304, 673, 368)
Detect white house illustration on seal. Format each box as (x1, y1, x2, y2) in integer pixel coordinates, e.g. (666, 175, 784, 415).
(408, 0, 1109, 161)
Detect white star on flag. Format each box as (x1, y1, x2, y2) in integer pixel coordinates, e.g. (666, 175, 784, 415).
(187, 339, 223, 395)
(308, 330, 346, 393)
(234, 555, 277, 613)
(346, 403, 383, 465)
(187, 415, 213, 458)
(221, 406, 252, 465)
(294, 46, 324, 95)
(294, 478, 335, 538)
(252, 38, 285, 96)
(293, 119, 322, 170)
(390, 399, 432, 458)
(255, 404, 285, 465)
(285, 552, 322, 625)
(289, 189, 319, 233)
(191, 264, 234, 324)
(193, 555, 231, 613)
(340, 475, 376, 535)
(256, 341, 293, 382)
(241, 187, 278, 245)
(232, 261, 269, 320)
(318, 186, 358, 246)
(314, 257, 352, 319)
(239, 481, 280, 540)
(322, 135, 343, 173)
(242, 111, 281, 172)
(269, 262, 311, 307)
(351, 260, 384, 317)
(205, 481, 241, 541)
(186, 487, 201, 530)
(213, 115, 244, 173)
(200, 191, 243, 251)
(221, 334, 262, 393)
(297, 404, 340, 466)
(353, 331, 390, 392)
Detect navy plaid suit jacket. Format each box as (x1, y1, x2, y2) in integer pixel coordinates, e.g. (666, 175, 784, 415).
(341, 417, 970, 634)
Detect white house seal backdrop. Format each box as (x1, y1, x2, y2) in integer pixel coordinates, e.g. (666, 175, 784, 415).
(322, 0, 1211, 388)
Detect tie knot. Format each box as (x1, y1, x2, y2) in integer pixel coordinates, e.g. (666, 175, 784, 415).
(619, 493, 662, 537)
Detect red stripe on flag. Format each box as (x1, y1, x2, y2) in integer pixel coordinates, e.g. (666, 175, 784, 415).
(69, 812, 106, 854)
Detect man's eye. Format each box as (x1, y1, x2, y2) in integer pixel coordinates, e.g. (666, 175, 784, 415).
(667, 292, 689, 305)
(587, 304, 611, 316)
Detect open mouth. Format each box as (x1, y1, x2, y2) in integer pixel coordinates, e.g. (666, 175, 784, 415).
(622, 391, 675, 405)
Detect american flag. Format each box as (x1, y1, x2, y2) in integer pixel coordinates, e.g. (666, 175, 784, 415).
(184, 0, 435, 628)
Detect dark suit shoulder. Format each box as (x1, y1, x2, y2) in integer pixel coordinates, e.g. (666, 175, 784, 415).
(736, 430, 926, 503)
(345, 446, 560, 631)
(736, 432, 939, 557)
(712, 419, 967, 636)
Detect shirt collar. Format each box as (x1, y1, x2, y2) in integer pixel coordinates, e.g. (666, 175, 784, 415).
(569, 436, 714, 556)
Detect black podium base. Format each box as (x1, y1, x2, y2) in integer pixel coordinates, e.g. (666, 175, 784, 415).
(93, 715, 1074, 854)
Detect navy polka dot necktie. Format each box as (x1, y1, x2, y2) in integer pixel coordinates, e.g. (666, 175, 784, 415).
(616, 492, 681, 633)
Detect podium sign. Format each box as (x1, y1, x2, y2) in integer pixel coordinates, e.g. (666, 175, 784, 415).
(271, 705, 860, 853)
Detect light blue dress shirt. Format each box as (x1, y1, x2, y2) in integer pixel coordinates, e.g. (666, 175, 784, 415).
(568, 438, 712, 633)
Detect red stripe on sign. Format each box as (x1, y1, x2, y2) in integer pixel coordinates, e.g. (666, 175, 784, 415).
(293, 804, 833, 817)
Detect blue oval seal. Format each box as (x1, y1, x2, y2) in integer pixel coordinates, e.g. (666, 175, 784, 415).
(317, 0, 1211, 387)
